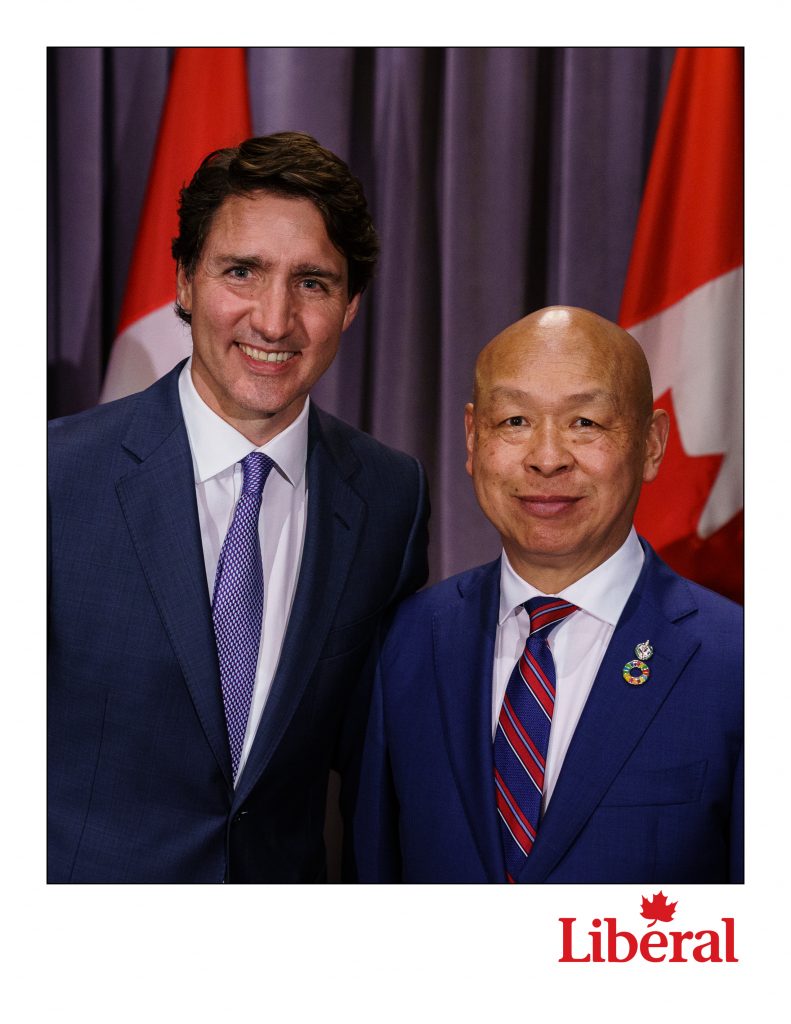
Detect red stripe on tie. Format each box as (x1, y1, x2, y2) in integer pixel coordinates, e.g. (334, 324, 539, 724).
(496, 797, 535, 858)
(521, 651, 555, 716)
(503, 695, 546, 770)
(529, 601, 573, 631)
(495, 770, 537, 851)
(495, 770, 537, 842)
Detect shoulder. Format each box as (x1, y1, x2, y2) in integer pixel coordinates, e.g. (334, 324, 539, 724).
(388, 560, 499, 629)
(49, 365, 181, 453)
(375, 561, 499, 679)
(685, 576, 742, 624)
(48, 390, 138, 453)
(310, 404, 423, 480)
(639, 540, 742, 649)
(48, 366, 184, 493)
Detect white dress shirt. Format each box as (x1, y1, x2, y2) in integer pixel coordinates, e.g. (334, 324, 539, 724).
(493, 528, 644, 809)
(178, 360, 309, 784)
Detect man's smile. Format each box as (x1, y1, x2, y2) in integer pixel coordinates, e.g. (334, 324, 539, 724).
(236, 342, 298, 365)
(516, 495, 582, 517)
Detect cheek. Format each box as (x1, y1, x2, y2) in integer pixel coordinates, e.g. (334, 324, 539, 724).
(586, 451, 643, 503)
(472, 446, 514, 498)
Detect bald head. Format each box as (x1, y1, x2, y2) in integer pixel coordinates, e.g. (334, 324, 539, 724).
(474, 306, 655, 427)
(465, 305, 669, 592)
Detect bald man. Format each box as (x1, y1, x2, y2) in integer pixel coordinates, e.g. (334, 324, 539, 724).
(354, 307, 743, 884)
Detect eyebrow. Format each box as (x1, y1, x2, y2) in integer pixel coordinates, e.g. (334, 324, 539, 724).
(212, 254, 343, 283)
(292, 263, 343, 283)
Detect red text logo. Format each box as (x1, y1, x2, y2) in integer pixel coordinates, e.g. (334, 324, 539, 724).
(559, 892, 737, 963)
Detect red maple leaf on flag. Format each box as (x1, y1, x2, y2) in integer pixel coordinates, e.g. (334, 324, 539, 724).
(640, 891, 678, 927)
(634, 389, 743, 603)
(634, 389, 723, 552)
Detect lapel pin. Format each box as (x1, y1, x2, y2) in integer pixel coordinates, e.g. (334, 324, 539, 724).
(635, 640, 654, 661)
(623, 659, 650, 686)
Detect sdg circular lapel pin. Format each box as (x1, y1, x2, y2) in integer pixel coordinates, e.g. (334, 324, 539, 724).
(623, 640, 654, 686)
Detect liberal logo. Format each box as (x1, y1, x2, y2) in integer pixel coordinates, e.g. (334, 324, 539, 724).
(559, 892, 737, 963)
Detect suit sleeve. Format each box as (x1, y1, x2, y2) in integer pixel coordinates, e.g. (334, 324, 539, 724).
(352, 652, 403, 882)
(337, 454, 428, 879)
(389, 456, 430, 601)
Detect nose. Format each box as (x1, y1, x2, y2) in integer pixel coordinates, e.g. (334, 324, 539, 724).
(248, 282, 295, 343)
(524, 422, 572, 476)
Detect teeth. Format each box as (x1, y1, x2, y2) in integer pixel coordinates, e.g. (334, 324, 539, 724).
(238, 344, 295, 363)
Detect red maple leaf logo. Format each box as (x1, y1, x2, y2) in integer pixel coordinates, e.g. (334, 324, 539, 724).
(640, 891, 678, 927)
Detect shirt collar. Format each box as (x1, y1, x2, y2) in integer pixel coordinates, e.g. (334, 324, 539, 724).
(178, 357, 309, 486)
(498, 527, 644, 628)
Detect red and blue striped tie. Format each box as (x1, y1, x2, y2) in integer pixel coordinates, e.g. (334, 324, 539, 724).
(494, 595, 577, 882)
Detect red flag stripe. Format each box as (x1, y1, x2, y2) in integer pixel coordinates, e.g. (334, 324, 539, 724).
(619, 47, 743, 327)
(618, 46, 743, 603)
(116, 48, 252, 337)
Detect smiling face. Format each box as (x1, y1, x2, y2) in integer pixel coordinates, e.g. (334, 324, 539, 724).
(177, 191, 360, 445)
(465, 307, 668, 592)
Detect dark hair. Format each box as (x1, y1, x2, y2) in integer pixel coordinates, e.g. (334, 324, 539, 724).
(172, 131, 379, 324)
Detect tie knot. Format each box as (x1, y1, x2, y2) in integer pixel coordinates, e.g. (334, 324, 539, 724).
(524, 596, 577, 640)
(241, 451, 275, 500)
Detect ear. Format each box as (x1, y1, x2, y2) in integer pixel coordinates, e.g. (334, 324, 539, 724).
(342, 292, 361, 332)
(464, 403, 476, 477)
(642, 408, 670, 483)
(176, 264, 193, 313)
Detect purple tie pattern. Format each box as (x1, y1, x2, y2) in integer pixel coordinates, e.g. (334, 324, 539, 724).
(212, 451, 274, 781)
(494, 595, 577, 882)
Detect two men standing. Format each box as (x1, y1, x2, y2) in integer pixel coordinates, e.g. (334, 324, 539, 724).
(49, 136, 742, 885)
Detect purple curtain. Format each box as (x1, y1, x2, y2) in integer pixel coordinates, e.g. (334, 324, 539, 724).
(47, 46, 675, 583)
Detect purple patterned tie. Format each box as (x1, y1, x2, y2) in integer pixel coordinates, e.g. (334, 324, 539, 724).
(212, 451, 274, 781)
(494, 596, 577, 882)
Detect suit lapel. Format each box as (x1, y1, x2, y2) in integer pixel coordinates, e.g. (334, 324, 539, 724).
(233, 406, 365, 808)
(114, 365, 232, 785)
(518, 545, 700, 882)
(433, 561, 506, 882)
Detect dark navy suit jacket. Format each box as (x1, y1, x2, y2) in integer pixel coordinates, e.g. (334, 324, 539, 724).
(354, 543, 743, 883)
(48, 362, 429, 883)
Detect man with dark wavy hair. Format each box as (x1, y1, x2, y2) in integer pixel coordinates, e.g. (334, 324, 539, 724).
(48, 132, 430, 883)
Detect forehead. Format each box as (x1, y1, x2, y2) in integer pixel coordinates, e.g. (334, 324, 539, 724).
(203, 191, 340, 260)
(478, 331, 621, 407)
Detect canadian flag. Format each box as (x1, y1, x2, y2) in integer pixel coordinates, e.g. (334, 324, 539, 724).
(620, 47, 743, 603)
(100, 48, 252, 402)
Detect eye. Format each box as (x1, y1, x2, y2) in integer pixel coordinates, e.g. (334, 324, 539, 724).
(503, 416, 526, 427)
(300, 277, 327, 292)
(228, 266, 251, 280)
(574, 417, 597, 428)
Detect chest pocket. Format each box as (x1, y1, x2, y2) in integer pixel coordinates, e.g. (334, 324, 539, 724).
(599, 760, 707, 807)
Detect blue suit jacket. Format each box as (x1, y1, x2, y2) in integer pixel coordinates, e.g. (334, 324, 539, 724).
(48, 363, 429, 883)
(354, 543, 743, 883)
